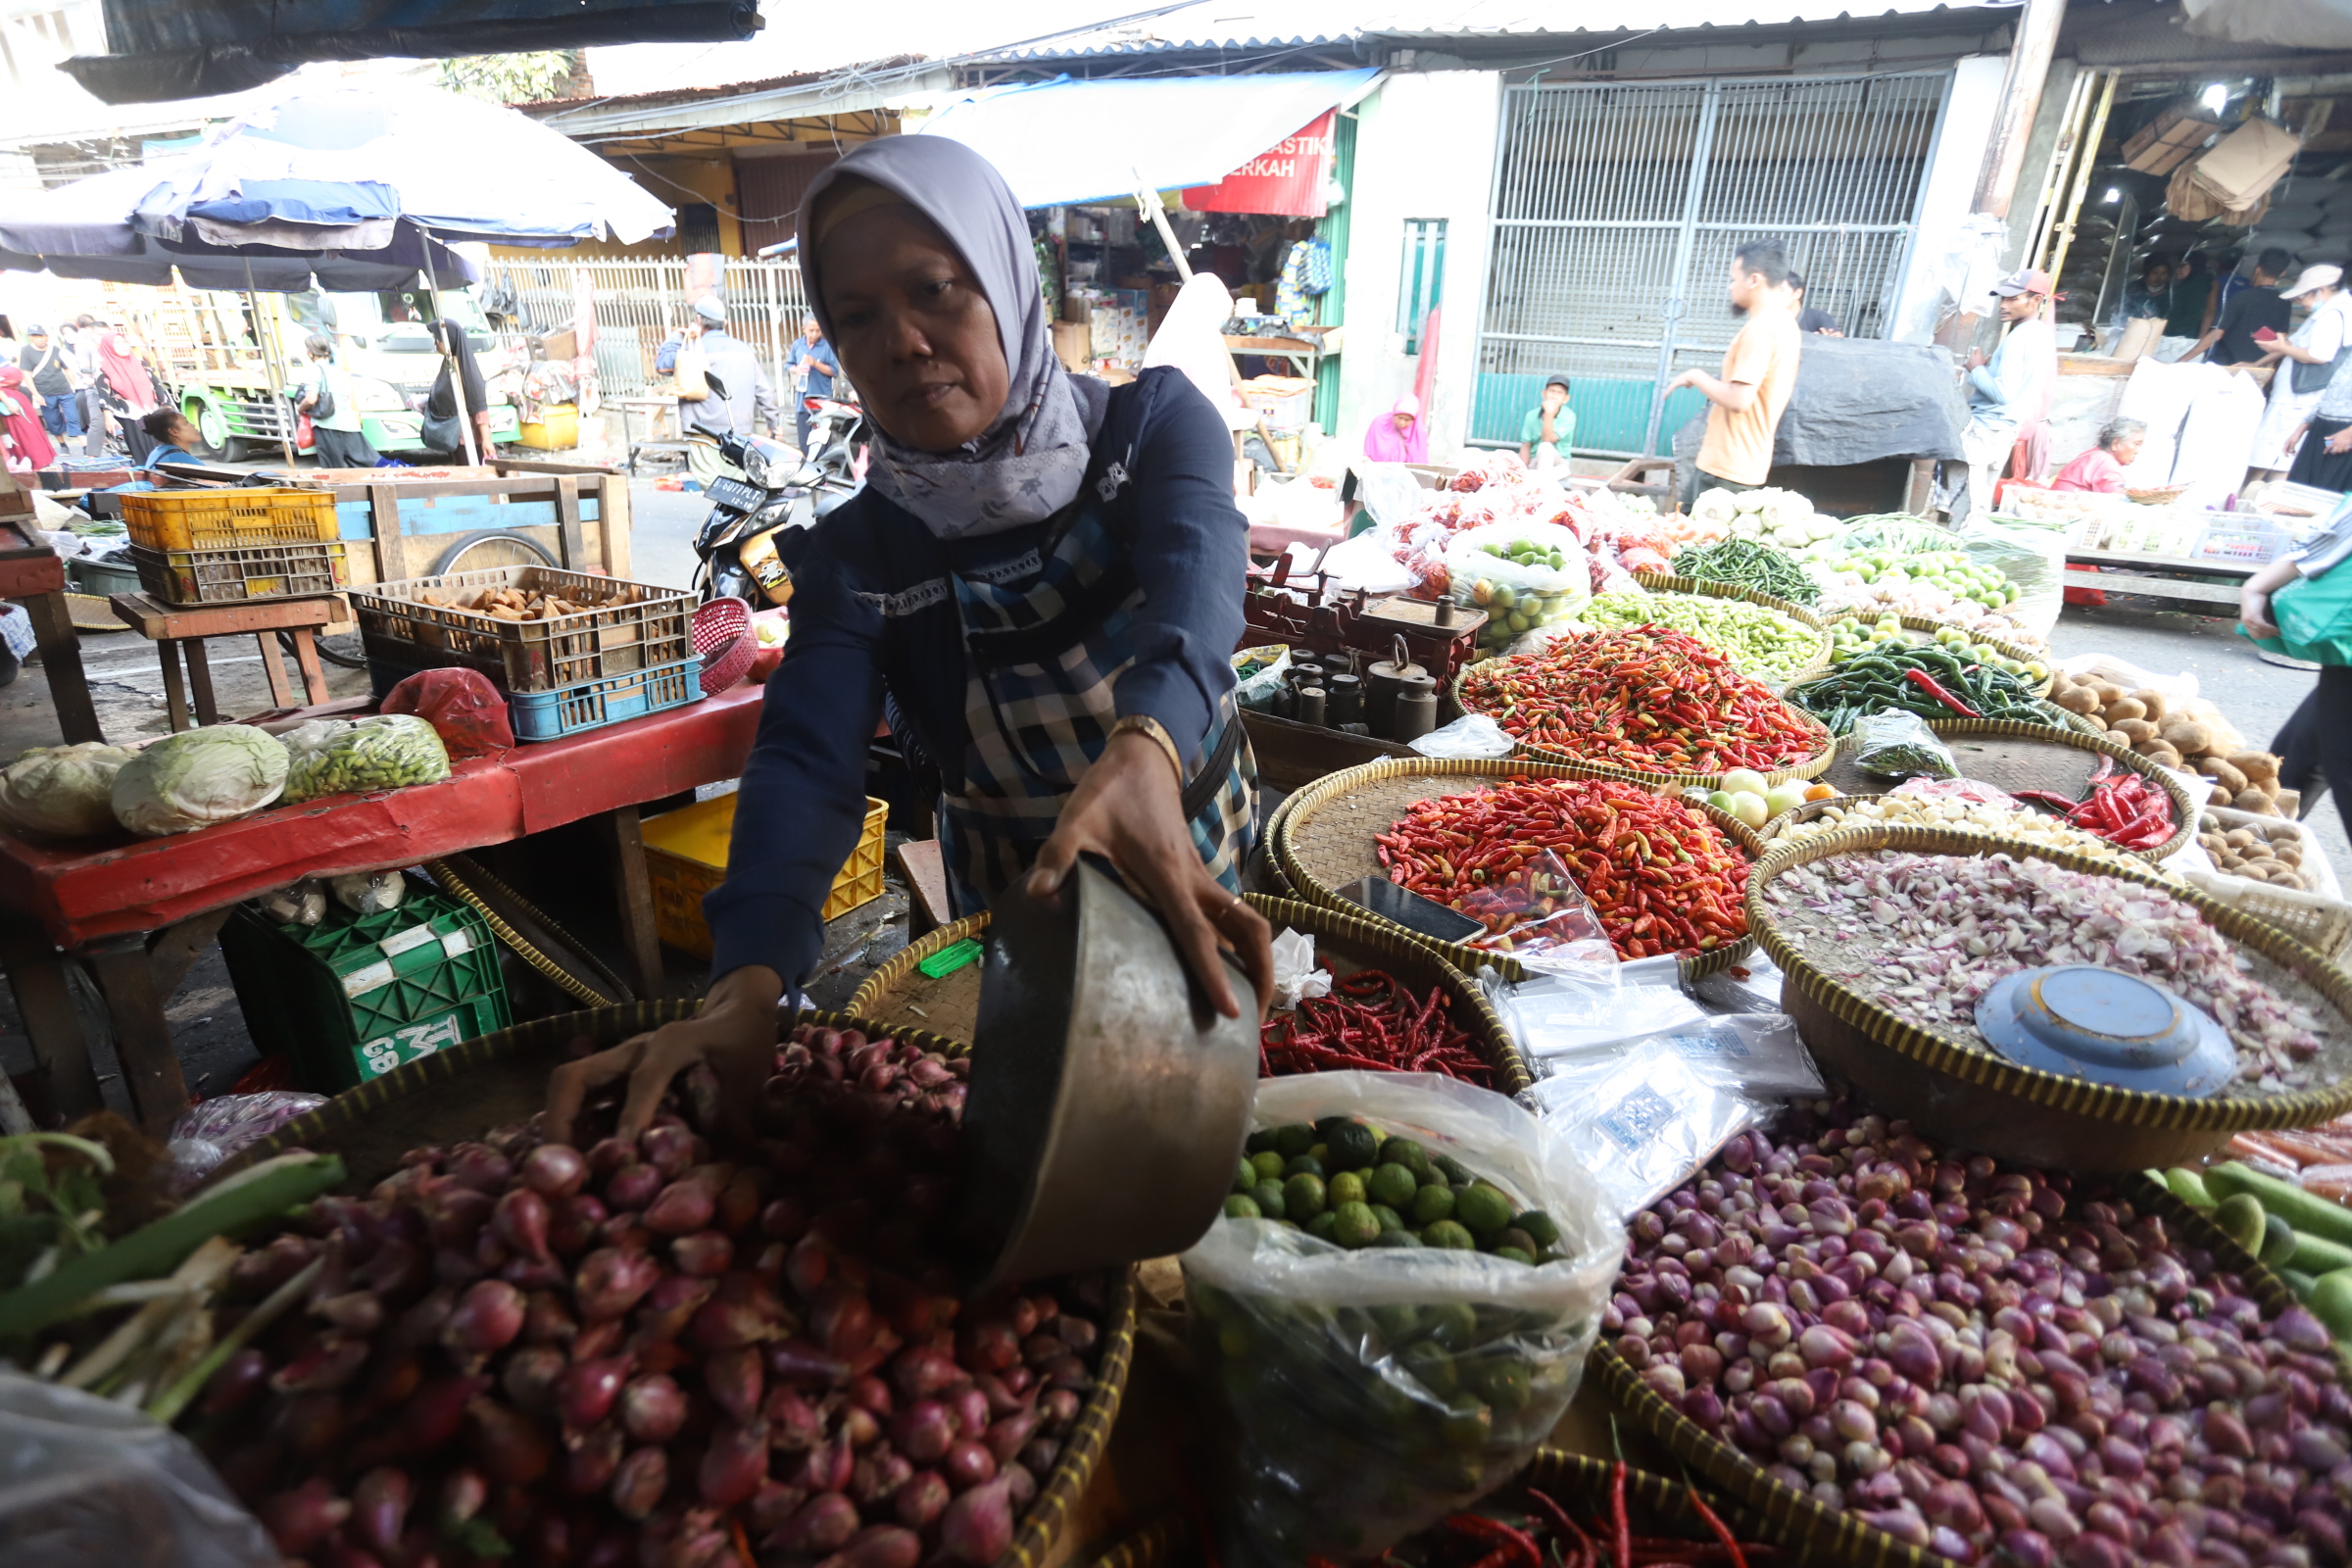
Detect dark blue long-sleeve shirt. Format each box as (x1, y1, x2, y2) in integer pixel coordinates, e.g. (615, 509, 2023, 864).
(704, 367, 1248, 988)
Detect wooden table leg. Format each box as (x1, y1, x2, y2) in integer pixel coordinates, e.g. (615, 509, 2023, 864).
(0, 917, 104, 1122)
(82, 935, 186, 1136)
(596, 805, 666, 1003)
(290, 628, 330, 705)
(22, 590, 102, 744)
(182, 639, 219, 725)
(256, 630, 296, 708)
(156, 640, 190, 732)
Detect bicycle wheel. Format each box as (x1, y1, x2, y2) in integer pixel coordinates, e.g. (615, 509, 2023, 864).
(434, 530, 558, 574)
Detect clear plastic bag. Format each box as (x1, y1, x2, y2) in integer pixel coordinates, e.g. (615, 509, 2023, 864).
(1529, 1050, 1759, 1219)
(1852, 710, 1959, 780)
(1570, 1015, 1824, 1101)
(329, 869, 407, 915)
(1444, 520, 1591, 656)
(1408, 713, 1515, 760)
(1488, 968, 1704, 1059)
(1183, 1072, 1622, 1568)
(1451, 847, 1618, 977)
(0, 1371, 279, 1567)
(1233, 644, 1294, 711)
(280, 713, 451, 804)
(1687, 950, 1789, 1016)
(252, 878, 326, 927)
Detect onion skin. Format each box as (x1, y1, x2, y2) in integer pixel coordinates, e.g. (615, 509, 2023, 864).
(938, 1475, 1014, 1564)
(466, 1397, 552, 1485)
(618, 1373, 688, 1445)
(704, 1346, 764, 1424)
(610, 1446, 669, 1521)
(818, 1524, 924, 1568)
(558, 1353, 633, 1428)
(522, 1143, 589, 1199)
(261, 1478, 350, 1554)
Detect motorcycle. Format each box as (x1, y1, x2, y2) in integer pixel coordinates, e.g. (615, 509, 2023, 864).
(693, 394, 865, 605)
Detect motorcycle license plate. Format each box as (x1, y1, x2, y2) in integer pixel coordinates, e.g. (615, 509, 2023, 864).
(706, 476, 765, 513)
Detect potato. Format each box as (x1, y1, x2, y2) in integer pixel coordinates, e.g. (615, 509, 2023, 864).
(2111, 717, 2159, 744)
(2275, 870, 2308, 891)
(2199, 811, 2223, 832)
(2104, 698, 2148, 724)
(2225, 828, 2259, 849)
(2205, 760, 2250, 797)
(2159, 719, 2213, 754)
(2210, 784, 2236, 808)
(2142, 744, 2183, 769)
(2230, 751, 2279, 782)
(2234, 787, 2278, 814)
(2131, 689, 2169, 722)
(2054, 685, 2102, 716)
(2220, 854, 2248, 871)
(2092, 682, 2127, 708)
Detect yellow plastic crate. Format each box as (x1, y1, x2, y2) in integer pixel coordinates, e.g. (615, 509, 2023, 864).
(642, 793, 888, 958)
(122, 487, 340, 553)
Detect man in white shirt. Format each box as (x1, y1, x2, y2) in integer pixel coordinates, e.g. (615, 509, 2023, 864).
(1951, 269, 2056, 521)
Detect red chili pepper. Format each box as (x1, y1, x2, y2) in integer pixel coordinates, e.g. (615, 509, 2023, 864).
(1903, 666, 1982, 718)
(1612, 1461, 1633, 1568)
(1685, 1494, 1750, 1568)
(1446, 1514, 1544, 1568)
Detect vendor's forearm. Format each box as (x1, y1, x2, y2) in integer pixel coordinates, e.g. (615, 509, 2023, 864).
(1688, 372, 1757, 413)
(2245, 556, 2303, 597)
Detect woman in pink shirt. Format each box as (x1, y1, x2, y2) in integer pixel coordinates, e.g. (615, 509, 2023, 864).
(2050, 417, 2146, 493)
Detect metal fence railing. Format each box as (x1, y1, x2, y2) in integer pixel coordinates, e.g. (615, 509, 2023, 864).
(485, 256, 812, 402)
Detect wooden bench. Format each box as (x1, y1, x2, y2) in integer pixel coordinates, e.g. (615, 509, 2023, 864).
(108, 591, 343, 730)
(2064, 548, 2253, 612)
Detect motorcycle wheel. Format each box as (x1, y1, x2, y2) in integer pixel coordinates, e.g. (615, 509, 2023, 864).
(434, 530, 558, 574)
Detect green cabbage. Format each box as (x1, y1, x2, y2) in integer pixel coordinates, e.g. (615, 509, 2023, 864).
(0, 743, 138, 839)
(111, 726, 289, 837)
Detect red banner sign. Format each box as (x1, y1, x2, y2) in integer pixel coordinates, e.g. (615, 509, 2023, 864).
(1183, 110, 1337, 218)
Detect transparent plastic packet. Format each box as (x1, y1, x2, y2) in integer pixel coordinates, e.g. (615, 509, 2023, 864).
(1451, 847, 1618, 979)
(1528, 1049, 1761, 1219)
(1183, 1072, 1621, 1568)
(1233, 643, 1294, 710)
(1409, 713, 1516, 760)
(163, 1091, 328, 1187)
(1852, 710, 1959, 780)
(1686, 949, 1788, 1016)
(1539, 1014, 1822, 1102)
(279, 713, 451, 804)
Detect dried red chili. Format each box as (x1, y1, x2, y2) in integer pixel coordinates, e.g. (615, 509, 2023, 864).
(1259, 969, 1495, 1087)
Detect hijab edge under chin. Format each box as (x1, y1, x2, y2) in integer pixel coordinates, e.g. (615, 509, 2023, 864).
(798, 140, 1107, 541)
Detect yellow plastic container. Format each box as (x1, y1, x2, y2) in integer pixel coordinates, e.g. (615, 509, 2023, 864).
(518, 405, 580, 451)
(122, 487, 339, 553)
(642, 793, 889, 957)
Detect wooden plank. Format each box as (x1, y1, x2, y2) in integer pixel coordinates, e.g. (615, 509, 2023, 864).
(183, 640, 219, 725)
(83, 935, 187, 1135)
(895, 839, 953, 938)
(2068, 548, 2254, 578)
(494, 458, 624, 477)
(0, 918, 102, 1121)
(598, 472, 633, 579)
(1241, 710, 1418, 793)
(107, 591, 337, 639)
(554, 476, 584, 572)
(255, 630, 296, 708)
(333, 493, 602, 542)
(290, 629, 329, 706)
(595, 806, 665, 1003)
(369, 483, 407, 583)
(21, 590, 103, 744)
(2062, 566, 2240, 604)
(155, 643, 189, 731)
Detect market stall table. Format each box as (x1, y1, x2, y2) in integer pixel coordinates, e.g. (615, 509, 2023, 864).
(0, 511, 102, 745)
(2064, 544, 2253, 610)
(0, 683, 765, 1133)
(107, 590, 342, 730)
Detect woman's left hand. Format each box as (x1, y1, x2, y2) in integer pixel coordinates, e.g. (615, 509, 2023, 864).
(2328, 426, 2352, 456)
(1025, 729, 1273, 1021)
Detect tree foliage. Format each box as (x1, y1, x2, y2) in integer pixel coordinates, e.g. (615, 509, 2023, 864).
(437, 52, 586, 106)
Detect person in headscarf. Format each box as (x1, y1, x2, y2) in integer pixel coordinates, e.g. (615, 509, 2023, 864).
(546, 135, 1272, 1143)
(423, 319, 492, 462)
(0, 367, 56, 473)
(298, 334, 380, 471)
(1362, 392, 1429, 464)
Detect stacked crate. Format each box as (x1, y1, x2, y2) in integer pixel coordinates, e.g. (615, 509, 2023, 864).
(120, 489, 348, 604)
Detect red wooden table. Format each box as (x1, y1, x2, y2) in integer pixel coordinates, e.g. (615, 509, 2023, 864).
(0, 515, 102, 745)
(0, 684, 765, 1131)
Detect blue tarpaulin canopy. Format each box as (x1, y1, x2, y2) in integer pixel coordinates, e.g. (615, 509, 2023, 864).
(917, 70, 1381, 210)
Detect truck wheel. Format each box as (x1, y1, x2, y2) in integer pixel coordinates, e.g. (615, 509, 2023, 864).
(187, 399, 231, 460)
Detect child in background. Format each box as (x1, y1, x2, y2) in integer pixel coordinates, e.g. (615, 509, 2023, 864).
(1518, 373, 1575, 468)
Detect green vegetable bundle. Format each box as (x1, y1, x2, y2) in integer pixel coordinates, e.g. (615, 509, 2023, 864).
(1787, 641, 2047, 736)
(281, 714, 453, 804)
(1668, 538, 1819, 607)
(1575, 591, 1828, 682)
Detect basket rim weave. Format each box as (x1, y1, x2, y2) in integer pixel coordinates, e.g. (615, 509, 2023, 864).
(204, 1002, 1133, 1568)
(1595, 1169, 2351, 1568)
(848, 910, 992, 1021)
(1746, 825, 2352, 1131)
(1271, 756, 1762, 982)
(1756, 788, 2181, 866)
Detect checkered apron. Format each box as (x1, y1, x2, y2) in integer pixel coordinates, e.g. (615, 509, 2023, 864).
(934, 494, 1257, 916)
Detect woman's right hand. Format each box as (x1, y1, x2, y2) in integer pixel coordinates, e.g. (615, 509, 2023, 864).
(545, 964, 785, 1147)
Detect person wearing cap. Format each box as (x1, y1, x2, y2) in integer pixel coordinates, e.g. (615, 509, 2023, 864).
(543, 135, 1272, 1145)
(656, 296, 782, 482)
(1952, 270, 2056, 520)
(2247, 264, 2351, 480)
(17, 325, 79, 450)
(1518, 373, 1576, 468)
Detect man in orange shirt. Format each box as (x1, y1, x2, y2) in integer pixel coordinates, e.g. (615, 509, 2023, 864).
(1669, 239, 1802, 511)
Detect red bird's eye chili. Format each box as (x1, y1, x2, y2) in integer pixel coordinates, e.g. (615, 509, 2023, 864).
(1456, 626, 1824, 776)
(1258, 969, 1495, 1086)
(1375, 776, 1750, 961)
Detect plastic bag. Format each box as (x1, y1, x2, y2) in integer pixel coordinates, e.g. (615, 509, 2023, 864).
(253, 877, 327, 927)
(1687, 950, 1789, 1016)
(164, 1090, 327, 1188)
(1409, 713, 1515, 760)
(1444, 521, 1591, 657)
(330, 869, 407, 915)
(381, 667, 514, 759)
(1355, 462, 1432, 530)
(1852, 710, 1958, 780)
(1451, 847, 1618, 977)
(1233, 644, 1294, 711)
(1498, 969, 1702, 1058)
(1889, 775, 2021, 808)
(280, 713, 451, 804)
(0, 1371, 279, 1567)
(1554, 1014, 1823, 1101)
(1182, 1072, 1621, 1567)
(1269, 927, 1336, 1011)
(1529, 1050, 1759, 1219)
(1954, 512, 2069, 641)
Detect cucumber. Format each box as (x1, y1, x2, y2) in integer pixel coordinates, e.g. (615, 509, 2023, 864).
(2164, 1166, 2216, 1209)
(2214, 1194, 2268, 1255)
(2261, 1213, 2300, 1268)
(2290, 1228, 2352, 1279)
(2204, 1161, 2352, 1250)
(2285, 1269, 2320, 1299)
(2314, 1269, 2352, 1342)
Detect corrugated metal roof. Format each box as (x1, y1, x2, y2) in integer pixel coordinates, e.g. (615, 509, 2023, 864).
(981, 0, 2009, 59)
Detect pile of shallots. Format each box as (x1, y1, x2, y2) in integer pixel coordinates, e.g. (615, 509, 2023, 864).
(1611, 1100, 2352, 1568)
(189, 1022, 1106, 1568)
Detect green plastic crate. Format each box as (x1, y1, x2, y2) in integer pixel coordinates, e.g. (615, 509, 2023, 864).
(220, 888, 510, 1093)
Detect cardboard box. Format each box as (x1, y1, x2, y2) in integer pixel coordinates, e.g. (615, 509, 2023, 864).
(1051, 319, 1092, 371)
(2123, 102, 2220, 174)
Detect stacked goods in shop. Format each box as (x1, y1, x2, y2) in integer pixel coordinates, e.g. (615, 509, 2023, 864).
(2046, 671, 2292, 816)
(1572, 593, 1828, 684)
(1458, 628, 1828, 779)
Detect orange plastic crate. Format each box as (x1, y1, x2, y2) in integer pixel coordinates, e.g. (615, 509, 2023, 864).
(121, 487, 339, 552)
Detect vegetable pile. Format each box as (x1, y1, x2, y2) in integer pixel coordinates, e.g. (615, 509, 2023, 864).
(1574, 593, 1830, 683)
(281, 714, 454, 804)
(2010, 760, 2178, 854)
(1379, 1464, 1772, 1568)
(1813, 561, 2044, 652)
(1260, 971, 1497, 1088)
(1611, 1099, 2352, 1568)
(2167, 1161, 2352, 1334)
(2194, 813, 2318, 893)
(185, 1022, 1110, 1568)
(1224, 1117, 1567, 1260)
(111, 724, 290, 837)
(1669, 539, 1820, 608)
(1788, 646, 2047, 737)
(1459, 629, 1827, 777)
(1813, 549, 2019, 612)
(1769, 792, 2182, 880)
(0, 741, 137, 839)
(2045, 674, 2290, 818)
(1690, 487, 1838, 549)
(1761, 851, 2331, 1093)
(1827, 616, 2049, 686)
(1377, 778, 1751, 959)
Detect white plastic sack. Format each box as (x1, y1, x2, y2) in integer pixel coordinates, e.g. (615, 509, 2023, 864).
(1317, 529, 1416, 595)
(1409, 713, 1515, 760)
(1142, 271, 1253, 429)
(1530, 1050, 1760, 1219)
(1183, 1072, 1621, 1567)
(1268, 927, 1335, 1011)
(1354, 463, 1431, 530)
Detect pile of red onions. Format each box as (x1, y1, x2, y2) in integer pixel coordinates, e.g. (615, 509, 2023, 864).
(191, 1023, 1106, 1568)
(1610, 1100, 2352, 1568)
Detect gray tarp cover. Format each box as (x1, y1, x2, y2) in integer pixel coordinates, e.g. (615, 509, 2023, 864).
(1771, 337, 1968, 465)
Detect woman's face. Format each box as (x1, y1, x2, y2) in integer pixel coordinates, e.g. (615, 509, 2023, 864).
(818, 203, 1009, 452)
(166, 416, 198, 449)
(1393, 412, 1416, 435)
(2111, 431, 2145, 466)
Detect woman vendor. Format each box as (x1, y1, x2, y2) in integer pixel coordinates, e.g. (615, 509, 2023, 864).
(548, 137, 1272, 1143)
(2049, 417, 2145, 493)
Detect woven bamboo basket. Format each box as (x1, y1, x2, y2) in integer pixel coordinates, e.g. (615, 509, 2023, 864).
(1083, 1449, 1778, 1568)
(1594, 1171, 2352, 1568)
(1619, 572, 1836, 685)
(1754, 792, 2186, 867)
(1812, 611, 2055, 697)
(1747, 825, 2352, 1168)
(1451, 652, 1838, 791)
(853, 895, 1535, 1093)
(1271, 757, 1763, 982)
(211, 1003, 1136, 1568)
(1925, 718, 2197, 860)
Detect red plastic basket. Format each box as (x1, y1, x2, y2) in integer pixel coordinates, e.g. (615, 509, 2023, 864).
(693, 597, 758, 696)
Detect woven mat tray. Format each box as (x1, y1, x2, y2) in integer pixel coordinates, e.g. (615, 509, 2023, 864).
(1283, 774, 1491, 897)
(1821, 730, 2106, 801)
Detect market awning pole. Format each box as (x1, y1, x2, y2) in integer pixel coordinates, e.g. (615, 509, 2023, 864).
(420, 233, 484, 468)
(2043, 71, 2119, 288)
(245, 258, 298, 467)
(2020, 70, 2095, 285)
(1133, 182, 1193, 284)
(1936, 0, 2067, 349)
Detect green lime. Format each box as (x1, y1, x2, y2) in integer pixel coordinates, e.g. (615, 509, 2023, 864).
(1373, 1228, 1424, 1248)
(1400, 1341, 1457, 1397)
(1217, 1324, 1249, 1358)
(1494, 1246, 1536, 1265)
(1284, 1172, 1328, 1223)
(1313, 1114, 1353, 1140)
(1223, 1194, 1261, 1219)
(1370, 1303, 1422, 1340)
(1425, 1302, 1480, 1350)
(1439, 1398, 1493, 1451)
(1516, 1210, 1561, 1250)
(1422, 1219, 1476, 1250)
(1328, 1171, 1367, 1207)
(1325, 1122, 1380, 1170)
(1381, 1139, 1434, 1182)
(1456, 1183, 1513, 1236)
(1245, 1129, 1279, 1155)
(1307, 1209, 1340, 1243)
(1252, 1181, 1288, 1220)
(1330, 1200, 1381, 1248)
(1495, 1227, 1537, 1256)
(1367, 1162, 1419, 1209)
(1250, 1151, 1287, 1182)
(1412, 1183, 1456, 1225)
(1432, 1152, 1472, 1186)
(1274, 1123, 1317, 1158)
(1232, 1160, 1255, 1193)
(1473, 1360, 1533, 1411)
(1284, 1155, 1326, 1180)
(1366, 1202, 1400, 1232)
(1306, 1143, 1329, 1168)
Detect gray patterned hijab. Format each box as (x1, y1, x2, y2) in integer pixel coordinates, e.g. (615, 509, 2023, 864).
(798, 137, 1106, 540)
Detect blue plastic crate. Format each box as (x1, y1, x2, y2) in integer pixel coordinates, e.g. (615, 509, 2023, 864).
(369, 655, 703, 743)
